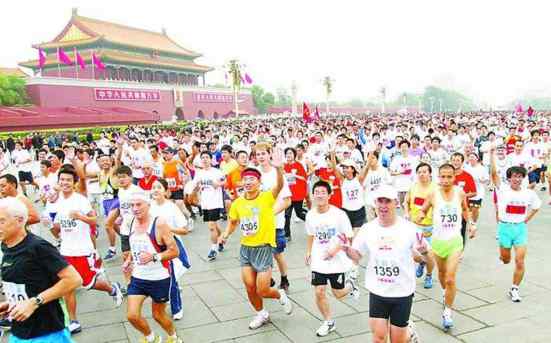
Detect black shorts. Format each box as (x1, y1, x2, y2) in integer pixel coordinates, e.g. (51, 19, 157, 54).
(468, 199, 482, 208)
(121, 234, 130, 252)
(18, 171, 33, 184)
(343, 207, 366, 228)
(170, 189, 184, 200)
(311, 271, 346, 289)
(203, 208, 222, 222)
(369, 292, 413, 328)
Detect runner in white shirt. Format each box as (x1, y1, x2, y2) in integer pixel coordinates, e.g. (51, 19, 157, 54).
(490, 150, 541, 303)
(12, 142, 34, 196)
(363, 151, 392, 219)
(464, 152, 489, 223)
(52, 166, 123, 335)
(305, 180, 359, 337)
(505, 140, 538, 188)
(190, 151, 225, 261)
(124, 138, 151, 183)
(35, 160, 58, 230)
(340, 185, 425, 343)
(390, 140, 418, 210)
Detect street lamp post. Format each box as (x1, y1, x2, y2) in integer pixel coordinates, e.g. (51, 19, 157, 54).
(225, 59, 244, 118)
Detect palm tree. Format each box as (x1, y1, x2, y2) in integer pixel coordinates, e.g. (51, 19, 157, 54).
(322, 76, 334, 115)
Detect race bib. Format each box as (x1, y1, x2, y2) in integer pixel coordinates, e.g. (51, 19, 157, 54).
(438, 205, 460, 230)
(2, 281, 29, 306)
(240, 215, 259, 236)
(315, 227, 336, 245)
(346, 189, 359, 201)
(373, 258, 400, 283)
(506, 204, 526, 214)
(60, 217, 77, 232)
(166, 178, 177, 189)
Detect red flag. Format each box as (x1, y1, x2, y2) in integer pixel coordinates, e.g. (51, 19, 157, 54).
(57, 48, 73, 65)
(303, 102, 312, 123)
(76, 51, 86, 70)
(38, 48, 46, 69)
(92, 53, 105, 70)
(527, 106, 534, 116)
(515, 103, 523, 113)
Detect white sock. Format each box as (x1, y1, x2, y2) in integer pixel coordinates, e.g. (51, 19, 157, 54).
(512, 284, 519, 290)
(145, 333, 156, 342)
(258, 309, 269, 318)
(211, 244, 218, 251)
(443, 307, 452, 316)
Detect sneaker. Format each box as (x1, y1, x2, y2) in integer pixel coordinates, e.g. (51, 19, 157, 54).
(424, 275, 433, 289)
(316, 320, 336, 337)
(346, 276, 360, 300)
(207, 249, 217, 261)
(278, 289, 293, 314)
(294, 217, 301, 223)
(218, 243, 225, 252)
(408, 321, 421, 343)
(270, 278, 276, 287)
(279, 277, 290, 292)
(173, 309, 184, 320)
(0, 319, 11, 330)
(348, 267, 359, 281)
(166, 336, 183, 343)
(509, 287, 522, 302)
(111, 282, 124, 307)
(541, 186, 547, 191)
(249, 312, 270, 330)
(442, 311, 453, 331)
(416, 262, 425, 278)
(187, 217, 195, 232)
(68, 320, 82, 334)
(139, 335, 162, 343)
(104, 249, 117, 261)
(120, 285, 128, 297)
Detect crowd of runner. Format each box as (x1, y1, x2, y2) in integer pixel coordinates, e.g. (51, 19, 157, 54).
(0, 110, 548, 342)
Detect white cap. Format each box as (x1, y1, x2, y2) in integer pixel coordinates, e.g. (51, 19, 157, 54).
(340, 159, 358, 171)
(372, 184, 398, 201)
(129, 190, 150, 203)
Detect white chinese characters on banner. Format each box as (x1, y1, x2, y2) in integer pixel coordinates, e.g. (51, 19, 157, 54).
(94, 88, 161, 102)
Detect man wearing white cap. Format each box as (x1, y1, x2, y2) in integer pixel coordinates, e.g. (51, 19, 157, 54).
(340, 184, 425, 343)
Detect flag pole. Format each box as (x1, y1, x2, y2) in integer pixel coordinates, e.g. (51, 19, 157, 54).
(92, 51, 96, 80)
(57, 48, 61, 78)
(74, 47, 78, 79)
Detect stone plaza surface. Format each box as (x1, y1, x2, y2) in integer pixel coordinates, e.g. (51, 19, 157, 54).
(29, 191, 551, 342)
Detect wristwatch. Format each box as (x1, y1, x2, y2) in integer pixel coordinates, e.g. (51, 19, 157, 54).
(33, 295, 44, 307)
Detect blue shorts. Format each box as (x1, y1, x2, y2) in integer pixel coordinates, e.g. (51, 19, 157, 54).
(127, 276, 170, 303)
(9, 329, 72, 343)
(528, 169, 541, 184)
(272, 228, 287, 254)
(498, 222, 527, 248)
(102, 198, 119, 216)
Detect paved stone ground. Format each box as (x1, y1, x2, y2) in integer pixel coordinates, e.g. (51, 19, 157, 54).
(10, 189, 551, 342)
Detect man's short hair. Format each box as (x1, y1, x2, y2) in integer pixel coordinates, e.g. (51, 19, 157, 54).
(0, 174, 18, 189)
(0, 197, 28, 224)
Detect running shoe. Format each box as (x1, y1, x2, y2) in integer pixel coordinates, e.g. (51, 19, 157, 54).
(541, 186, 547, 191)
(104, 249, 117, 261)
(348, 266, 359, 281)
(509, 287, 522, 302)
(139, 335, 161, 343)
(68, 320, 82, 335)
(442, 311, 453, 331)
(424, 275, 433, 289)
(166, 336, 183, 343)
(416, 262, 425, 278)
(207, 249, 217, 261)
(278, 289, 293, 314)
(346, 276, 360, 300)
(249, 312, 270, 329)
(316, 320, 336, 337)
(270, 278, 276, 287)
(408, 321, 421, 343)
(173, 309, 184, 320)
(218, 243, 225, 252)
(111, 282, 124, 307)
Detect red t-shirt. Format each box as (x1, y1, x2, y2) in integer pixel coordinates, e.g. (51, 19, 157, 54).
(284, 162, 307, 201)
(138, 175, 158, 191)
(454, 170, 476, 199)
(316, 167, 342, 208)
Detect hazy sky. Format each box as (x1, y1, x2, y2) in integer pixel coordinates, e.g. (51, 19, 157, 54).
(2, 0, 550, 106)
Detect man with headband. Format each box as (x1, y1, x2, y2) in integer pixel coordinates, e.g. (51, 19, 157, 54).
(218, 148, 294, 330)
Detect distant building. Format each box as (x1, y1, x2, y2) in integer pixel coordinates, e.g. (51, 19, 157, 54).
(2, 8, 255, 131)
(0, 68, 28, 78)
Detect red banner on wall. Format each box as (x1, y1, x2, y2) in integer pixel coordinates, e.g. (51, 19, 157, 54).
(94, 88, 161, 102)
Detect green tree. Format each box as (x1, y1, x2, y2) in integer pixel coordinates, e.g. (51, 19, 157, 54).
(0, 75, 28, 106)
(421, 86, 474, 112)
(251, 85, 275, 114)
(275, 87, 292, 106)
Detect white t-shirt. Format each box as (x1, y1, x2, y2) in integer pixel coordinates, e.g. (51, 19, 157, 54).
(306, 206, 354, 274)
(118, 184, 142, 235)
(150, 200, 187, 230)
(36, 173, 58, 214)
(54, 192, 94, 256)
(341, 178, 364, 211)
(496, 185, 541, 223)
(352, 218, 418, 297)
(12, 149, 32, 172)
(193, 167, 225, 210)
(463, 164, 489, 201)
(261, 167, 292, 229)
(85, 160, 102, 195)
(390, 155, 417, 192)
(524, 142, 546, 164)
(127, 147, 150, 179)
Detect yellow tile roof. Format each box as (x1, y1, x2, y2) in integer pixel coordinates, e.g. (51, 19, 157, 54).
(0, 68, 27, 77)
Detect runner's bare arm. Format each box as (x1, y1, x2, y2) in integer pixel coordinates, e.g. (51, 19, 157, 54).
(524, 209, 539, 224)
(19, 195, 39, 225)
(273, 197, 291, 215)
(416, 192, 434, 223)
(489, 148, 500, 188)
(358, 160, 370, 184)
(219, 219, 239, 244)
(330, 150, 344, 180)
(404, 191, 412, 219)
(305, 235, 314, 265)
(156, 219, 180, 261)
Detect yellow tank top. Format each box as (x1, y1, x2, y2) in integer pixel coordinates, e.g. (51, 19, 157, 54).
(409, 182, 436, 227)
